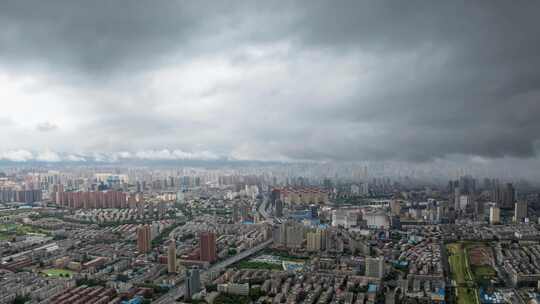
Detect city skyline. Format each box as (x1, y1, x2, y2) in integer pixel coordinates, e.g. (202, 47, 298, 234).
(4, 2, 540, 303)
(1, 1, 540, 178)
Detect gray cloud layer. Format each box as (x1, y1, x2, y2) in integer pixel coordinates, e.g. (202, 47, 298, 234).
(0, 1, 540, 164)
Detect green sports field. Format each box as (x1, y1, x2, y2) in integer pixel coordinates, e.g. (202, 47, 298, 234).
(42, 268, 75, 278)
(447, 243, 479, 304)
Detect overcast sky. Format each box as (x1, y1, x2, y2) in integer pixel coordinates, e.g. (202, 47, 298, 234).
(1, 1, 540, 168)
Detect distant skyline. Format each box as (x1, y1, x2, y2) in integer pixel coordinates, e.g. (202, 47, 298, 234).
(1, 1, 540, 175)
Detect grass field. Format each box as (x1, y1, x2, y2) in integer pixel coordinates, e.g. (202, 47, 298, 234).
(471, 265, 497, 282)
(42, 268, 75, 278)
(447, 243, 479, 304)
(0, 223, 50, 238)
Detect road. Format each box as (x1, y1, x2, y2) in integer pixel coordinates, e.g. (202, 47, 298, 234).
(1, 241, 57, 263)
(153, 239, 273, 304)
(258, 195, 275, 223)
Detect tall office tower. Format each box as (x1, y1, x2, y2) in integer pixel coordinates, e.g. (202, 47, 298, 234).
(200, 232, 217, 263)
(514, 201, 528, 223)
(493, 182, 515, 209)
(275, 199, 283, 217)
(137, 225, 151, 253)
(489, 206, 501, 225)
(365, 257, 385, 279)
(503, 183, 516, 209)
(167, 239, 177, 273)
(454, 187, 461, 210)
(459, 175, 476, 195)
(185, 267, 201, 300)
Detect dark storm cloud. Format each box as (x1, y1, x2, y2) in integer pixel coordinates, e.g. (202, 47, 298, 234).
(0, 1, 204, 74)
(0, 1, 291, 75)
(0, 0, 540, 163)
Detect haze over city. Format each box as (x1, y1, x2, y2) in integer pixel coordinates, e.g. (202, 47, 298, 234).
(2, 2, 540, 304)
(1, 1, 540, 179)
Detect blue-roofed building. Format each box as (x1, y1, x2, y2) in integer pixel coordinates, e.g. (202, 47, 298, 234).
(431, 287, 445, 303)
(393, 260, 408, 269)
(121, 296, 143, 304)
(289, 210, 312, 220)
(479, 288, 504, 304)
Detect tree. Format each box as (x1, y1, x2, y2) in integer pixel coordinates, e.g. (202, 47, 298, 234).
(117, 274, 129, 282)
(12, 295, 30, 304)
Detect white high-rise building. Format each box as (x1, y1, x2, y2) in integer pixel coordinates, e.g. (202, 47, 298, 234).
(489, 206, 500, 225)
(332, 209, 348, 227)
(459, 195, 471, 211)
(332, 210, 358, 228)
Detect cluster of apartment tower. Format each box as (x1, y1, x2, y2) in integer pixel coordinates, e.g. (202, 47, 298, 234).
(51, 185, 140, 209)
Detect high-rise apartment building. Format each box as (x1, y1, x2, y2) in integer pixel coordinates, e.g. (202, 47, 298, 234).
(365, 257, 385, 279)
(275, 199, 283, 218)
(286, 224, 305, 249)
(200, 232, 217, 263)
(185, 267, 201, 300)
(240, 204, 251, 222)
(54, 190, 128, 209)
(390, 200, 401, 216)
(306, 229, 323, 252)
(489, 206, 501, 225)
(137, 224, 152, 253)
(232, 203, 240, 222)
(514, 201, 527, 223)
(168, 239, 177, 273)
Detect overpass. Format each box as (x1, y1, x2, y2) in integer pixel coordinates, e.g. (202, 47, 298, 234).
(153, 239, 273, 304)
